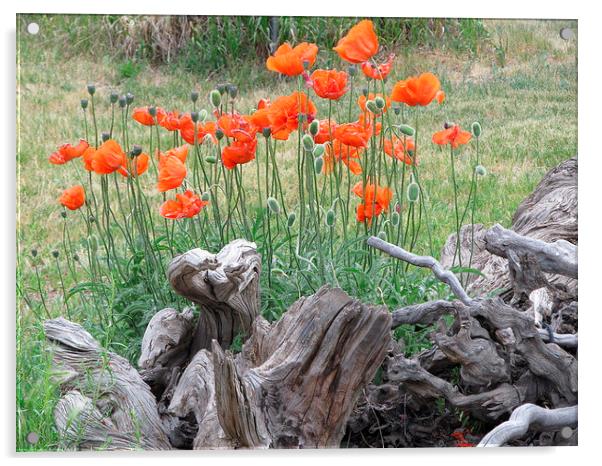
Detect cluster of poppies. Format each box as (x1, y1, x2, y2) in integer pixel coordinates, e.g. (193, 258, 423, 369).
(53, 18, 473, 226)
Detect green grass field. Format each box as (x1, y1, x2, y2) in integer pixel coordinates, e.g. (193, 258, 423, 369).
(16, 17, 577, 451)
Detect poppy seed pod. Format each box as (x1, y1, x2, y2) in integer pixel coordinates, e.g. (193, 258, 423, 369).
(375, 96, 386, 109)
(201, 192, 211, 201)
(87, 84, 96, 95)
(348, 64, 358, 77)
(393, 106, 401, 115)
(190, 91, 199, 103)
(110, 92, 118, 104)
(126, 93, 134, 105)
(215, 129, 224, 140)
(205, 155, 217, 164)
(148, 106, 157, 117)
(89, 215, 96, 223)
(52, 250, 59, 258)
(60, 211, 67, 218)
(475, 165, 487, 176)
(313, 144, 325, 158)
(267, 197, 281, 215)
(262, 127, 272, 138)
(362, 87, 369, 97)
(118, 96, 127, 108)
(326, 209, 336, 227)
(80, 99, 89, 110)
(31, 249, 38, 257)
(73, 254, 80, 262)
(191, 111, 199, 123)
(210, 89, 221, 108)
(302, 134, 314, 152)
(217, 83, 227, 94)
(472, 121, 482, 138)
(131, 145, 142, 157)
(407, 182, 420, 203)
(444, 121, 455, 129)
(391, 211, 400, 226)
(309, 120, 320, 137)
(314, 156, 324, 174)
(366, 100, 380, 114)
(199, 109, 208, 122)
(101, 132, 110, 142)
(398, 124, 415, 137)
(287, 212, 296, 227)
(377, 231, 387, 241)
(228, 85, 238, 99)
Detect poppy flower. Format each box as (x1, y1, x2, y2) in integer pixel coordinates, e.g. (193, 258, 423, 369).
(432, 125, 472, 149)
(159, 110, 181, 131)
(82, 146, 96, 171)
(59, 185, 85, 211)
(91, 139, 127, 175)
(391, 72, 442, 107)
(160, 190, 208, 219)
(179, 114, 217, 145)
(250, 107, 271, 131)
(266, 42, 319, 76)
(158, 155, 187, 192)
(334, 122, 371, 148)
(160, 145, 189, 164)
(323, 140, 362, 175)
(358, 93, 391, 113)
(311, 69, 349, 100)
(352, 181, 393, 223)
(333, 20, 379, 64)
(313, 119, 337, 144)
(217, 113, 257, 142)
(118, 153, 149, 177)
(267, 92, 317, 141)
(222, 138, 257, 170)
(358, 113, 382, 136)
(361, 53, 395, 80)
(257, 98, 270, 109)
(132, 107, 166, 126)
(384, 136, 415, 165)
(49, 139, 89, 165)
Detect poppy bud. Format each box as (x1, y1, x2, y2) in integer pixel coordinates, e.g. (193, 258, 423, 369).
(131, 145, 142, 157)
(87, 84, 96, 95)
(475, 165, 487, 176)
(313, 144, 325, 158)
(199, 109, 208, 122)
(205, 155, 217, 164)
(302, 134, 314, 152)
(391, 211, 400, 226)
(51, 250, 59, 258)
(60, 211, 67, 218)
(407, 182, 420, 203)
(227, 85, 238, 99)
(347, 64, 358, 77)
(80, 99, 89, 110)
(73, 254, 80, 262)
(326, 209, 336, 227)
(444, 121, 455, 129)
(366, 100, 380, 114)
(101, 132, 110, 142)
(398, 124, 415, 137)
(89, 215, 96, 223)
(472, 121, 482, 138)
(126, 93, 134, 105)
(262, 127, 272, 138)
(362, 87, 369, 97)
(118, 96, 127, 108)
(314, 156, 324, 174)
(377, 231, 387, 241)
(201, 192, 211, 201)
(375, 97, 386, 109)
(31, 249, 38, 258)
(215, 129, 224, 140)
(267, 197, 280, 215)
(190, 91, 199, 103)
(110, 92, 118, 104)
(210, 89, 221, 108)
(191, 111, 199, 123)
(287, 212, 296, 227)
(148, 106, 157, 117)
(309, 120, 320, 137)
(298, 114, 306, 123)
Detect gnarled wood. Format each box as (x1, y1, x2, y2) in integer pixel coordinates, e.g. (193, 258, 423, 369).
(167, 239, 261, 352)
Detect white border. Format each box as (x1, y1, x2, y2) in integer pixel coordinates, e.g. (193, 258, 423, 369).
(4, 1, 602, 465)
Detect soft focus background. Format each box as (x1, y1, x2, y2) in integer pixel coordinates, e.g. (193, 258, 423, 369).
(16, 15, 577, 451)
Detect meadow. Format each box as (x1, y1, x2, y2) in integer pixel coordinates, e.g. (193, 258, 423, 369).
(16, 16, 577, 451)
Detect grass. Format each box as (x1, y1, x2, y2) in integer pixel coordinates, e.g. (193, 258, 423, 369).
(16, 16, 577, 451)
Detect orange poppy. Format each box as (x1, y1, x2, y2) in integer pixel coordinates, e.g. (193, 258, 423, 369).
(384, 136, 415, 165)
(132, 107, 166, 126)
(159, 110, 181, 131)
(59, 185, 85, 211)
(160, 145, 189, 164)
(352, 181, 393, 223)
(82, 146, 96, 171)
(358, 113, 382, 136)
(267, 92, 317, 141)
(432, 125, 472, 149)
(118, 153, 149, 177)
(333, 20, 379, 64)
(49, 139, 89, 165)
(257, 98, 270, 109)
(217, 113, 257, 142)
(160, 190, 208, 219)
(250, 107, 271, 131)
(179, 114, 217, 145)
(158, 155, 187, 192)
(91, 139, 127, 175)
(222, 138, 257, 170)
(358, 93, 391, 113)
(334, 122, 371, 148)
(266, 42, 319, 76)
(361, 53, 395, 80)
(391, 72, 442, 107)
(323, 140, 362, 175)
(313, 119, 337, 144)
(311, 69, 349, 100)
